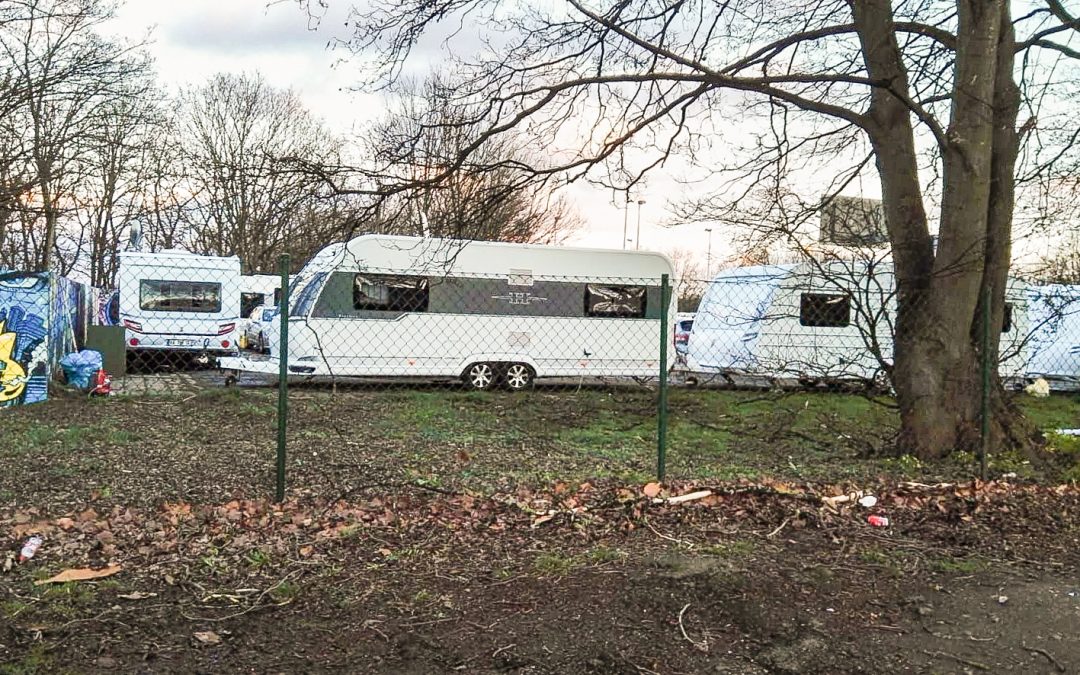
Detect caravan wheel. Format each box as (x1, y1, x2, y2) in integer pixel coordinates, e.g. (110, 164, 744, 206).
(504, 363, 535, 390)
(463, 362, 496, 390)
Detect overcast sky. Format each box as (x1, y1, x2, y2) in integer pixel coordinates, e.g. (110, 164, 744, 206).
(106, 0, 727, 271)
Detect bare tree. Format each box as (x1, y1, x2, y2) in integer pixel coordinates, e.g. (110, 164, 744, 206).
(77, 88, 166, 287)
(176, 72, 346, 273)
(0, 0, 151, 273)
(308, 0, 1080, 459)
(368, 73, 579, 244)
(666, 247, 705, 311)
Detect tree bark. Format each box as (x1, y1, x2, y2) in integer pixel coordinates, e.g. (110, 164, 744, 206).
(855, 0, 1022, 458)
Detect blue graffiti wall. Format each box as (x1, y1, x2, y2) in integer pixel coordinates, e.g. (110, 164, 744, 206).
(0, 272, 49, 406)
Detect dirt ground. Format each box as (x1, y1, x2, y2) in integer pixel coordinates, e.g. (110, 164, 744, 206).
(2, 387, 1080, 673)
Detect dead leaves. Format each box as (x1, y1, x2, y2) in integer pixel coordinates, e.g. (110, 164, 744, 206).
(193, 630, 222, 646)
(35, 565, 121, 585)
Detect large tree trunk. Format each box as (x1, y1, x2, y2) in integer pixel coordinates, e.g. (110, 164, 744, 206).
(856, 0, 1026, 459)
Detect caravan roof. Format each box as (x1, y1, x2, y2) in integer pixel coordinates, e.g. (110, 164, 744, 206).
(119, 250, 240, 271)
(302, 235, 674, 280)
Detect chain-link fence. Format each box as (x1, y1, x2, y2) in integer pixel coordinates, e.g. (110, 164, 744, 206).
(23, 238, 1076, 496)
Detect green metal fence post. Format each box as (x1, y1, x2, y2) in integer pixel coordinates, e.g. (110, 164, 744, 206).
(657, 274, 670, 483)
(979, 283, 991, 481)
(276, 254, 290, 502)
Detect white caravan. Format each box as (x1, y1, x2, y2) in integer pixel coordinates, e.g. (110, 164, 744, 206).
(117, 250, 242, 360)
(684, 261, 1031, 387)
(219, 235, 675, 388)
(1024, 284, 1080, 391)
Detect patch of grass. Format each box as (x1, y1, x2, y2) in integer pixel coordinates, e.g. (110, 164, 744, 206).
(32, 581, 100, 619)
(929, 556, 987, 574)
(1020, 394, 1080, 431)
(558, 414, 650, 461)
(856, 546, 914, 576)
(533, 552, 578, 576)
(1, 598, 30, 619)
(245, 549, 271, 568)
(700, 539, 755, 558)
(271, 580, 302, 603)
(196, 387, 244, 403)
(585, 545, 626, 564)
(0, 643, 53, 675)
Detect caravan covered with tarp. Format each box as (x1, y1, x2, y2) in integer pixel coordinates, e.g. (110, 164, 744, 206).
(684, 261, 1032, 388)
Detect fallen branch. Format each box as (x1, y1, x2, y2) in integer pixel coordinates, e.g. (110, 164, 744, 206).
(766, 517, 790, 539)
(643, 517, 690, 546)
(1021, 641, 1066, 673)
(656, 490, 713, 506)
(677, 604, 709, 652)
(922, 649, 989, 671)
(181, 570, 301, 622)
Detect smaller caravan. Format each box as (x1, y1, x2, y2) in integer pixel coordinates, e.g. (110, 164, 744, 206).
(240, 275, 283, 318)
(684, 261, 1031, 388)
(220, 235, 675, 388)
(117, 250, 242, 362)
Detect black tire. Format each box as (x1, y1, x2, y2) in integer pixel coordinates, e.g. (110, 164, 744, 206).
(503, 363, 535, 390)
(462, 362, 497, 390)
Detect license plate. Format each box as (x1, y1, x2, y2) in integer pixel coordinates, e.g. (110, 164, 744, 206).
(166, 339, 196, 347)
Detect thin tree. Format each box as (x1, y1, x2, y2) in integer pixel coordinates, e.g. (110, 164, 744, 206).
(0, 0, 150, 272)
(369, 73, 580, 244)
(176, 72, 346, 273)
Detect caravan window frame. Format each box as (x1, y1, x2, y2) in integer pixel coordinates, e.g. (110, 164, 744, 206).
(139, 279, 223, 314)
(799, 292, 851, 328)
(353, 274, 430, 313)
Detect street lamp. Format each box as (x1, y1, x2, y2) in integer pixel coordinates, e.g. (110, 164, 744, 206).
(621, 195, 630, 250)
(705, 228, 713, 277)
(635, 199, 646, 250)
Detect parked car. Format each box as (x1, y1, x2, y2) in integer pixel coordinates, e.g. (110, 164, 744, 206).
(674, 313, 695, 355)
(244, 305, 276, 352)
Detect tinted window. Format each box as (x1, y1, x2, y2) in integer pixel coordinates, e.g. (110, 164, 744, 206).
(585, 285, 646, 318)
(290, 272, 326, 317)
(139, 280, 222, 313)
(353, 275, 429, 312)
(799, 293, 850, 327)
(1002, 303, 1013, 333)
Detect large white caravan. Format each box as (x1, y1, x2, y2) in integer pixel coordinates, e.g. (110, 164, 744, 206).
(117, 250, 242, 361)
(684, 261, 1032, 387)
(219, 235, 675, 388)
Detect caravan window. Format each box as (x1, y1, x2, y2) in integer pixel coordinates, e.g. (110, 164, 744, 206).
(240, 292, 263, 318)
(585, 285, 646, 318)
(799, 293, 850, 327)
(353, 275, 429, 312)
(1002, 303, 1013, 333)
(139, 280, 221, 313)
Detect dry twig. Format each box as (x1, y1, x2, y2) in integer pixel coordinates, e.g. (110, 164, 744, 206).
(677, 604, 709, 652)
(1021, 641, 1066, 673)
(922, 649, 990, 671)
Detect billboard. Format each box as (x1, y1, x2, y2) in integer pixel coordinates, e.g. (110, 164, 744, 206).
(819, 196, 888, 247)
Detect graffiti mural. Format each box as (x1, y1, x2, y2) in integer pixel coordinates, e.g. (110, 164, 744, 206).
(0, 272, 49, 406)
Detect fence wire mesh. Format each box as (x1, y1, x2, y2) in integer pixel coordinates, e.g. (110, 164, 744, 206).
(65, 245, 1080, 496)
